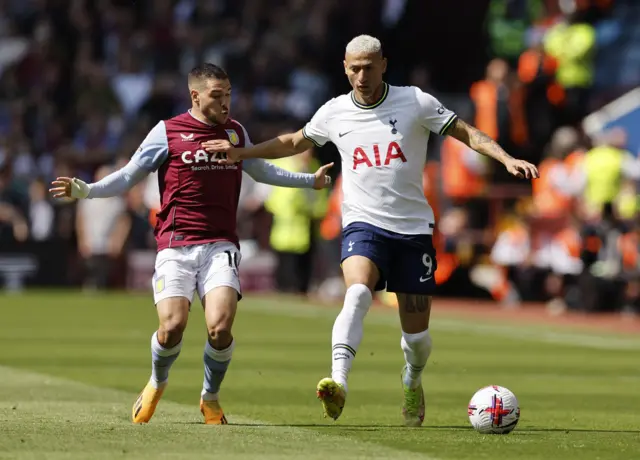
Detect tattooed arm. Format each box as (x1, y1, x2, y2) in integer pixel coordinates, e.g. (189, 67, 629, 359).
(446, 118, 512, 163)
(444, 118, 539, 179)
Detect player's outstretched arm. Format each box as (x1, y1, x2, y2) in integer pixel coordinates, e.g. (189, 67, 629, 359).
(445, 118, 539, 179)
(202, 129, 315, 164)
(50, 121, 168, 200)
(49, 161, 151, 200)
(243, 159, 333, 190)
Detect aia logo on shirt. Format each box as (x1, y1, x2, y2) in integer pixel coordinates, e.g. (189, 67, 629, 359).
(352, 142, 407, 170)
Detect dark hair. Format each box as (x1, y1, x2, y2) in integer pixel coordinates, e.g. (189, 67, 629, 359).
(188, 63, 229, 83)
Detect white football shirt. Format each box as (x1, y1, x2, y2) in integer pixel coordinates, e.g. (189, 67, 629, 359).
(302, 83, 457, 235)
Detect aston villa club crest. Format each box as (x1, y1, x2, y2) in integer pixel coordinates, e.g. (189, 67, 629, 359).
(154, 275, 165, 294)
(225, 129, 239, 146)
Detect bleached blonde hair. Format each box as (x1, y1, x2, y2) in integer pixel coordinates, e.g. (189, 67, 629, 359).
(345, 35, 382, 55)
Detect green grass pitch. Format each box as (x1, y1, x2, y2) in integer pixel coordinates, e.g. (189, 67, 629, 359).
(0, 292, 639, 459)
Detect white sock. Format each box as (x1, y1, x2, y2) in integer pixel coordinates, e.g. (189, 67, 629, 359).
(150, 332, 182, 388)
(401, 329, 432, 389)
(201, 340, 235, 401)
(331, 283, 372, 392)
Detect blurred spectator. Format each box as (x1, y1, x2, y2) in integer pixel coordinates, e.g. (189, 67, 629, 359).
(470, 59, 511, 145)
(615, 178, 639, 223)
(486, 0, 545, 66)
(618, 214, 640, 316)
(440, 133, 489, 228)
(531, 126, 584, 223)
(575, 128, 640, 220)
(75, 63, 121, 122)
(111, 52, 153, 120)
(0, 156, 28, 243)
(578, 202, 628, 313)
(543, 2, 597, 125)
(122, 183, 155, 252)
(534, 214, 584, 313)
(517, 41, 561, 153)
(315, 173, 345, 301)
(75, 165, 126, 291)
(28, 177, 55, 241)
(488, 210, 532, 304)
(264, 150, 328, 295)
(319, 174, 343, 247)
(138, 74, 179, 125)
(469, 59, 528, 167)
(72, 111, 121, 168)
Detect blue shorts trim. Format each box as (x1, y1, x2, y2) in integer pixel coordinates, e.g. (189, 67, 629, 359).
(340, 222, 437, 294)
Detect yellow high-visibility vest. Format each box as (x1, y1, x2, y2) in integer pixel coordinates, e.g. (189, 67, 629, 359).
(264, 157, 328, 254)
(584, 146, 624, 209)
(544, 23, 596, 88)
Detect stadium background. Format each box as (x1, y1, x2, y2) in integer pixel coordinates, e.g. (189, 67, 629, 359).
(0, 0, 639, 317)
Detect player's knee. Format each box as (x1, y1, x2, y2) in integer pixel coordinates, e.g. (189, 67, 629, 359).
(344, 283, 373, 313)
(401, 329, 432, 356)
(158, 317, 187, 348)
(207, 324, 233, 350)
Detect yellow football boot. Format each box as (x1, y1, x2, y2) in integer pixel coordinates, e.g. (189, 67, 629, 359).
(200, 398, 228, 425)
(132, 381, 166, 423)
(401, 366, 425, 427)
(316, 377, 346, 420)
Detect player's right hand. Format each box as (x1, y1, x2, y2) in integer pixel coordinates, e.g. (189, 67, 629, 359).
(504, 158, 539, 180)
(313, 163, 334, 190)
(49, 177, 90, 199)
(202, 139, 241, 164)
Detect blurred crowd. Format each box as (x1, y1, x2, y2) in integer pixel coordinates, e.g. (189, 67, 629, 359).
(0, 0, 638, 315)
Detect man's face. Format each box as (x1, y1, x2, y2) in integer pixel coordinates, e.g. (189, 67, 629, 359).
(344, 52, 387, 98)
(192, 78, 232, 124)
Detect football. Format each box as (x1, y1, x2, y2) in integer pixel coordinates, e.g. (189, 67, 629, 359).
(467, 385, 520, 434)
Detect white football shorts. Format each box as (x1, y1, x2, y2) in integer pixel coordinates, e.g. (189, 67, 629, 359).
(152, 242, 241, 305)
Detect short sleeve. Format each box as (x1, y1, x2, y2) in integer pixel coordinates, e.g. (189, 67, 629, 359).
(131, 121, 169, 172)
(415, 88, 458, 136)
(302, 102, 331, 147)
(237, 121, 253, 147)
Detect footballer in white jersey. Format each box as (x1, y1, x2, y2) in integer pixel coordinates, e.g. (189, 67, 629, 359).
(301, 83, 449, 297)
(302, 82, 455, 237)
(203, 35, 539, 427)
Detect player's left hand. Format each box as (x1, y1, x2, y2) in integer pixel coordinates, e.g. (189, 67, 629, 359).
(504, 158, 539, 180)
(313, 163, 334, 190)
(49, 177, 91, 199)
